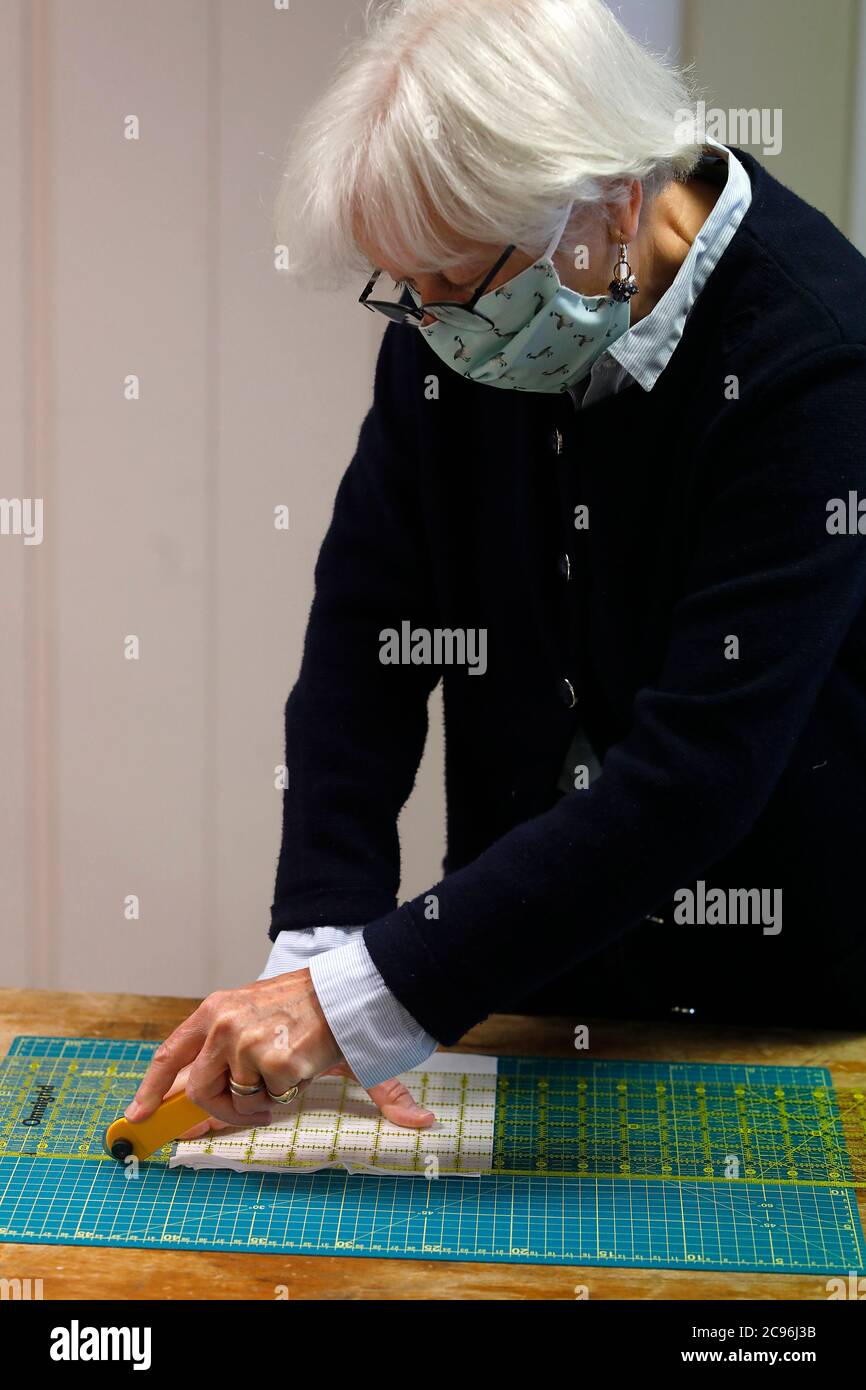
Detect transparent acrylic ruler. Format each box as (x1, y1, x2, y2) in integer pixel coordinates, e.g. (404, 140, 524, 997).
(494, 1056, 866, 1186)
(0, 1037, 863, 1274)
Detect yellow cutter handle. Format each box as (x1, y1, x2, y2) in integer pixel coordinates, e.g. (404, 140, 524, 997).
(105, 1091, 210, 1162)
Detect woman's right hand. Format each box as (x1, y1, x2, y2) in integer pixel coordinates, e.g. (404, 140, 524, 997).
(169, 1061, 435, 1140)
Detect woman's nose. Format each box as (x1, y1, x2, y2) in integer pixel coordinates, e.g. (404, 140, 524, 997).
(415, 276, 441, 303)
(415, 284, 439, 325)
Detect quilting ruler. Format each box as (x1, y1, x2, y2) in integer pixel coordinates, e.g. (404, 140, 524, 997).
(0, 1036, 863, 1274)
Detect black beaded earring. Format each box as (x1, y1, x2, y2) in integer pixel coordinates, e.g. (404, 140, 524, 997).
(608, 243, 639, 303)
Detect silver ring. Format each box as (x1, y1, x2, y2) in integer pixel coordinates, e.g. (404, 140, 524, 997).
(229, 1077, 265, 1097)
(266, 1084, 301, 1106)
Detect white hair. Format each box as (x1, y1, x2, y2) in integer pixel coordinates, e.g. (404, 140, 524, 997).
(273, 0, 704, 284)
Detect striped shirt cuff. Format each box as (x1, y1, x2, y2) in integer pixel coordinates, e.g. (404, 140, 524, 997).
(309, 933, 439, 1089)
(257, 926, 364, 980)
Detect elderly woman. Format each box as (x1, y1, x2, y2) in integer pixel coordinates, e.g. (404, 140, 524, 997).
(129, 0, 866, 1136)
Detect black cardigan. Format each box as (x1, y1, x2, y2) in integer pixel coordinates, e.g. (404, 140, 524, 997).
(270, 148, 866, 1044)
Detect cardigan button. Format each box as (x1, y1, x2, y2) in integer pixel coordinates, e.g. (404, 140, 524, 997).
(557, 552, 572, 581)
(557, 677, 578, 708)
(548, 427, 564, 456)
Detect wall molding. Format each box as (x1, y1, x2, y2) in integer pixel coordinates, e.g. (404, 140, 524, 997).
(851, 0, 866, 251)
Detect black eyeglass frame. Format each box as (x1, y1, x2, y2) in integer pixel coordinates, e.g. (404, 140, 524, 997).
(359, 244, 517, 329)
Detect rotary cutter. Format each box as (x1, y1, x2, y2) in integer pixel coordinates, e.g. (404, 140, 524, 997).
(103, 1091, 210, 1162)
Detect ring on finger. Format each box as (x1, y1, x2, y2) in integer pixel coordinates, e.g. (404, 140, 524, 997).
(229, 1077, 265, 1097)
(266, 1083, 303, 1105)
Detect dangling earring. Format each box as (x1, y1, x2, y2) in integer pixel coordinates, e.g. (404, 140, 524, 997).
(608, 243, 639, 303)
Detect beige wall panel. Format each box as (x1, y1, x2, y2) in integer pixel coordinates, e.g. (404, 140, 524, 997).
(684, 0, 859, 233)
(0, 2, 31, 985)
(211, 1, 449, 988)
(51, 0, 211, 993)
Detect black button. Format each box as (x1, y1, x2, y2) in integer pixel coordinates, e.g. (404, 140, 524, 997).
(557, 553, 572, 581)
(557, 677, 577, 709)
(548, 427, 564, 456)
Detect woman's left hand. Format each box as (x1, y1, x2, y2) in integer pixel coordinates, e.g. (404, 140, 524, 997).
(125, 968, 435, 1133)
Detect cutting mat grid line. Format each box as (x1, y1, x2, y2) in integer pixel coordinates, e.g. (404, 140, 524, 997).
(1, 1038, 863, 1273)
(0, 1156, 862, 1272)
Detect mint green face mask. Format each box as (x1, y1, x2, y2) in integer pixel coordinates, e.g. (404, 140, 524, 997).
(411, 202, 633, 393)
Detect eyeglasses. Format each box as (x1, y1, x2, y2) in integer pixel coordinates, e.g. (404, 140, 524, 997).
(359, 244, 517, 332)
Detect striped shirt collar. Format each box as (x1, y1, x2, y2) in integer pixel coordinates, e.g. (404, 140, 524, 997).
(569, 138, 753, 405)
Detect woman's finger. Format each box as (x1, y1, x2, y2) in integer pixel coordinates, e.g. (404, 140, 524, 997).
(222, 1052, 272, 1118)
(321, 1062, 435, 1128)
(176, 1116, 230, 1141)
(228, 1031, 314, 1116)
(125, 1003, 214, 1121)
(157, 1065, 234, 1138)
(365, 1076, 435, 1128)
(156, 1066, 209, 1138)
(161, 1064, 192, 1101)
(186, 1047, 273, 1128)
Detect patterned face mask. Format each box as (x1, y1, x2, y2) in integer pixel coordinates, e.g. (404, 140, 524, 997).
(412, 203, 632, 393)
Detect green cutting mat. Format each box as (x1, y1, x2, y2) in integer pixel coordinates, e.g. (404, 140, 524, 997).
(0, 1037, 863, 1273)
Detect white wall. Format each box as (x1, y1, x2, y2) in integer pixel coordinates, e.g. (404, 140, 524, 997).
(1, 0, 381, 995)
(609, 0, 683, 54)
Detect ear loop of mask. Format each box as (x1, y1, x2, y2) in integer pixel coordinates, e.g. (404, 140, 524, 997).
(542, 200, 576, 264)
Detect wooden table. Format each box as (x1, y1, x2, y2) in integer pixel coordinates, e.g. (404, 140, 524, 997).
(1, 988, 864, 1300)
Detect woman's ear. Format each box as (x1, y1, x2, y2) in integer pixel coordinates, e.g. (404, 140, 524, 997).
(610, 179, 644, 245)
